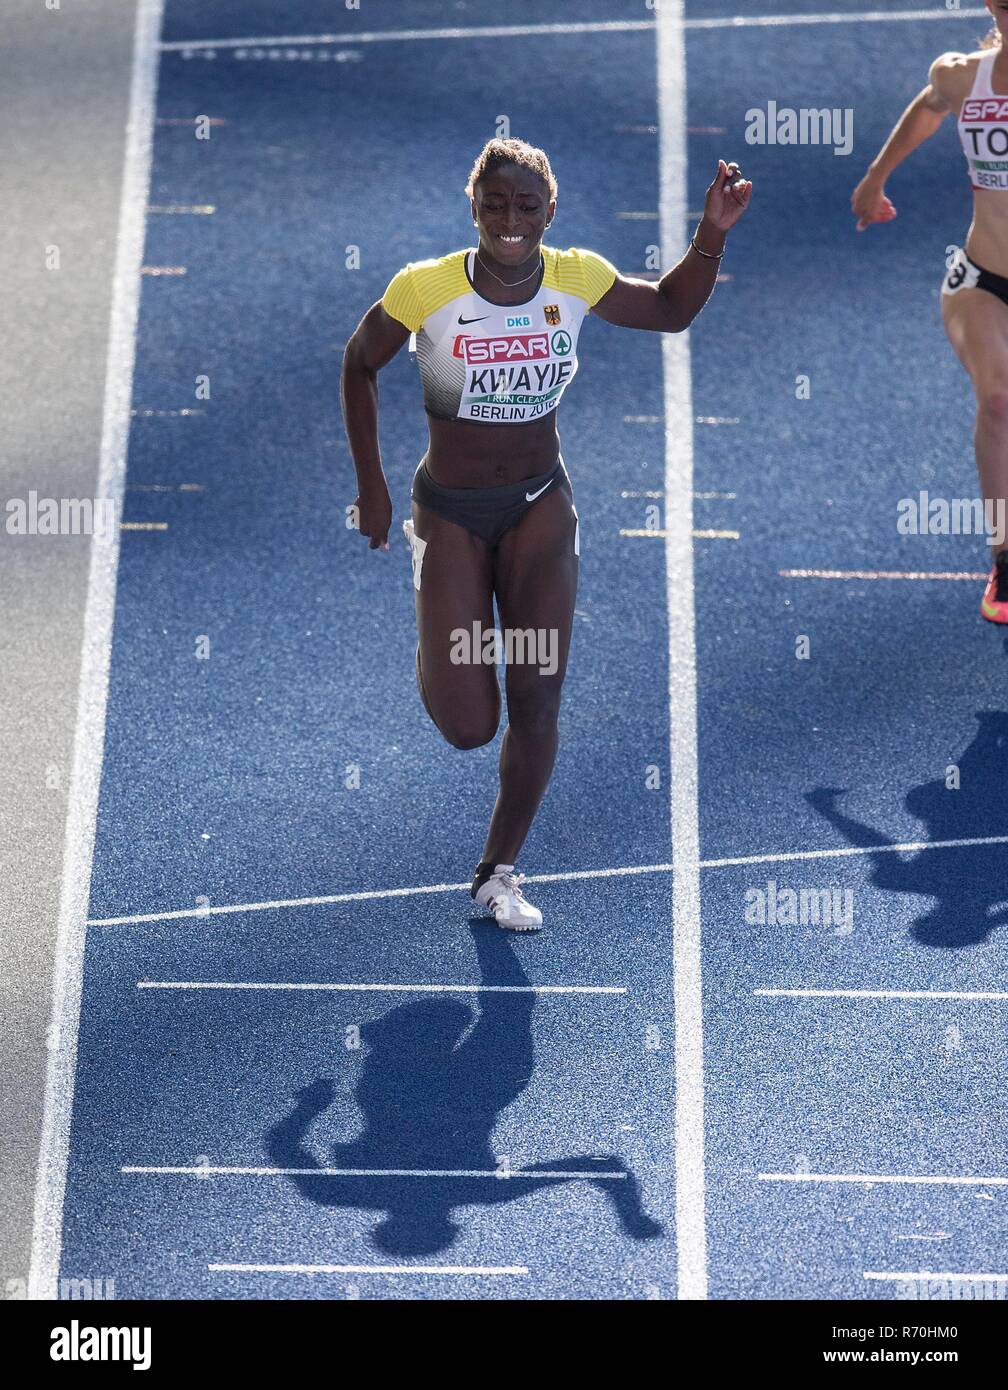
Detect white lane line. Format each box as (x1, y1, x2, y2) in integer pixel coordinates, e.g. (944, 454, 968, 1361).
(92, 882, 478, 923)
(162, 21, 656, 50)
(756, 988, 1008, 1002)
(780, 569, 987, 581)
(155, 116, 227, 125)
(127, 1166, 627, 1179)
(161, 10, 988, 50)
(147, 204, 215, 214)
(760, 1174, 1008, 1187)
(625, 492, 737, 503)
(623, 414, 738, 425)
(87, 833, 1008, 927)
(659, 0, 707, 1305)
(88, 862, 678, 925)
(137, 981, 626, 994)
(703, 834, 1008, 868)
(128, 482, 204, 492)
(210, 1262, 529, 1276)
(620, 529, 739, 539)
(688, 8, 988, 30)
(28, 0, 166, 1304)
(866, 1271, 1008, 1281)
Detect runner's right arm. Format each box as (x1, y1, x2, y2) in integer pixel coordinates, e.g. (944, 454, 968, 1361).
(341, 302, 411, 551)
(851, 53, 960, 230)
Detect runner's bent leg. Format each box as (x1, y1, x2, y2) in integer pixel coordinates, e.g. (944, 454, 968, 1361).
(411, 498, 501, 749)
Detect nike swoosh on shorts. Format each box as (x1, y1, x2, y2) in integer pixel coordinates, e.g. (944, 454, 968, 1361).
(525, 479, 554, 502)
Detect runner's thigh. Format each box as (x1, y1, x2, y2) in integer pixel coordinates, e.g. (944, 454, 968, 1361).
(943, 285, 1008, 388)
(411, 499, 500, 732)
(492, 478, 579, 703)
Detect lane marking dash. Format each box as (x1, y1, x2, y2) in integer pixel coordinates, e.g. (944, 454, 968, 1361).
(780, 569, 987, 581)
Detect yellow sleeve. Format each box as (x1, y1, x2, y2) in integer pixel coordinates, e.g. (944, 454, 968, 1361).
(576, 248, 618, 306)
(381, 264, 425, 332)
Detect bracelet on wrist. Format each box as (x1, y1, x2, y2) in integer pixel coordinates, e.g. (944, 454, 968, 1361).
(690, 233, 724, 262)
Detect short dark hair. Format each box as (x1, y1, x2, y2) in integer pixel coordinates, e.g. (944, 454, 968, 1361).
(465, 138, 557, 201)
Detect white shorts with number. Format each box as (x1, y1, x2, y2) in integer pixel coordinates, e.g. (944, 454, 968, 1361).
(942, 246, 982, 298)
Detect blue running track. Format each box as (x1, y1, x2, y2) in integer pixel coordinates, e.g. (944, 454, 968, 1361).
(52, 0, 1008, 1299)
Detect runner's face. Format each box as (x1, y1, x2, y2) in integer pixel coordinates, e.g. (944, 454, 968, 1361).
(471, 165, 555, 267)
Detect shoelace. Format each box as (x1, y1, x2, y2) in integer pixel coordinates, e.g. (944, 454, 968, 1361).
(495, 871, 528, 901)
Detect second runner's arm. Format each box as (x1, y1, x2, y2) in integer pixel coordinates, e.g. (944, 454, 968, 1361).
(851, 53, 958, 231)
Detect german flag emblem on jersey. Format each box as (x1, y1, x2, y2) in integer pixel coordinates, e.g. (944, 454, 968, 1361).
(544, 304, 561, 326)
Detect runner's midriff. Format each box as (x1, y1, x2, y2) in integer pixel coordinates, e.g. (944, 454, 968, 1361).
(965, 197, 1008, 278)
(424, 410, 561, 488)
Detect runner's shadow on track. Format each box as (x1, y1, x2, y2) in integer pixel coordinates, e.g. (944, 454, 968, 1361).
(263, 924, 662, 1255)
(805, 710, 1008, 949)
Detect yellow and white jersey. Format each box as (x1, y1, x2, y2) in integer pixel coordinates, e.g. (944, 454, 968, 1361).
(381, 246, 617, 424)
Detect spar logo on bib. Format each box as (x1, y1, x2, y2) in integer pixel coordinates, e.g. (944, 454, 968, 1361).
(962, 99, 1008, 123)
(453, 333, 550, 364)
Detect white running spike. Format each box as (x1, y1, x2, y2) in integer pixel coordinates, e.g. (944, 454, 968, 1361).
(473, 869, 543, 932)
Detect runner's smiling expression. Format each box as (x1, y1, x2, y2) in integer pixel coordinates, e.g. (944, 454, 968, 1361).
(471, 166, 556, 276)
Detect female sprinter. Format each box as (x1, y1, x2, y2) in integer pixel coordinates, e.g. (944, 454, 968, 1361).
(341, 138, 751, 931)
(852, 2, 1008, 621)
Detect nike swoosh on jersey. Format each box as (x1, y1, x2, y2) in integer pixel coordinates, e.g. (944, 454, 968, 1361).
(458, 315, 488, 324)
(525, 479, 554, 502)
